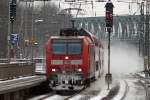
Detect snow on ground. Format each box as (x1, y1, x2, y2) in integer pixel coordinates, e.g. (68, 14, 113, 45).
(44, 95, 68, 100)
(69, 76, 120, 100)
(90, 87, 110, 100)
(68, 76, 106, 100)
(69, 95, 84, 100)
(112, 80, 126, 100)
(123, 78, 146, 100)
(32, 75, 146, 100)
(29, 94, 50, 100)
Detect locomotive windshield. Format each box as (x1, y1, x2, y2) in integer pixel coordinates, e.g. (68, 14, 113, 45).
(52, 39, 82, 55)
(52, 43, 67, 54)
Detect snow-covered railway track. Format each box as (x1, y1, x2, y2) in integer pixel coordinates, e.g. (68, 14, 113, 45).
(39, 87, 85, 100)
(64, 88, 85, 100)
(121, 80, 129, 100)
(124, 73, 147, 100)
(28, 91, 56, 100)
(135, 73, 150, 100)
(139, 81, 150, 100)
(119, 74, 146, 100)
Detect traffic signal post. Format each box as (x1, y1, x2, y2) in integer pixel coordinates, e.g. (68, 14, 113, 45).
(9, 0, 17, 58)
(105, 0, 114, 90)
(10, 0, 16, 33)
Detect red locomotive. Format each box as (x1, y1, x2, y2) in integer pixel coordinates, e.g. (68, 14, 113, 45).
(45, 28, 104, 91)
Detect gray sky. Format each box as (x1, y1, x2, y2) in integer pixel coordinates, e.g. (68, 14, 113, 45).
(34, 0, 142, 17)
(54, 0, 142, 17)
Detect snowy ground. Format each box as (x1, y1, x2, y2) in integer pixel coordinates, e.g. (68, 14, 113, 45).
(30, 41, 147, 100)
(122, 75, 146, 100)
(44, 95, 68, 100)
(68, 76, 107, 100)
(42, 74, 147, 100)
(124, 80, 146, 100)
(43, 75, 106, 100)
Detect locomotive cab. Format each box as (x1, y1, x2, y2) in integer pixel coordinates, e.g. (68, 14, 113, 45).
(46, 28, 104, 91)
(46, 37, 85, 91)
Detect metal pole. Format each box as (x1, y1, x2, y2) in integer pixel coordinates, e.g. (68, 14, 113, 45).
(8, 0, 11, 61)
(71, 20, 75, 28)
(144, 0, 150, 74)
(146, 1, 150, 73)
(11, 21, 14, 34)
(107, 28, 111, 90)
(108, 29, 110, 74)
(31, 0, 34, 63)
(25, 0, 28, 58)
(10, 12, 14, 58)
(141, 2, 144, 57)
(105, 0, 113, 90)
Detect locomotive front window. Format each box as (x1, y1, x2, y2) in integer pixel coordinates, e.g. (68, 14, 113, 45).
(68, 43, 82, 55)
(52, 39, 82, 55)
(52, 43, 67, 55)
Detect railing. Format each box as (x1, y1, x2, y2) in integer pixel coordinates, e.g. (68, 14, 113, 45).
(0, 58, 31, 64)
(0, 63, 35, 80)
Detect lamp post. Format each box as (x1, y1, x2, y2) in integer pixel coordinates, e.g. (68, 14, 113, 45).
(105, 0, 114, 90)
(9, 0, 17, 59)
(33, 19, 43, 58)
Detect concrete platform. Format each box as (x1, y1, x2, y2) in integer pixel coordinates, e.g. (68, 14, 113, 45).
(0, 75, 46, 94)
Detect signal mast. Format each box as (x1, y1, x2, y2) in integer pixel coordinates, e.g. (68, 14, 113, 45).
(105, 0, 114, 90)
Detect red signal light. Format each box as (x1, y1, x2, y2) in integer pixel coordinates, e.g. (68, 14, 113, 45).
(106, 11, 112, 21)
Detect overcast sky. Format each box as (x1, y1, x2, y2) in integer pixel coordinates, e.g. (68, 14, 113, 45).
(53, 0, 141, 17)
(34, 0, 142, 17)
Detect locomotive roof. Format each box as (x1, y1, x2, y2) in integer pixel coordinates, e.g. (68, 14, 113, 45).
(49, 36, 93, 44)
(50, 36, 85, 39)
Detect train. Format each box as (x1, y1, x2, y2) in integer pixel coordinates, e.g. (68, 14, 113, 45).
(45, 28, 104, 91)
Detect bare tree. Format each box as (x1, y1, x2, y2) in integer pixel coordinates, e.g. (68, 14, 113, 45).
(0, 0, 9, 58)
(0, 1, 72, 58)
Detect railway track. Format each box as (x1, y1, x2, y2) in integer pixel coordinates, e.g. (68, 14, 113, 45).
(138, 78, 150, 100)
(115, 73, 147, 100)
(131, 73, 149, 100)
(121, 80, 129, 100)
(64, 87, 85, 100)
(29, 86, 86, 100)
(28, 91, 55, 100)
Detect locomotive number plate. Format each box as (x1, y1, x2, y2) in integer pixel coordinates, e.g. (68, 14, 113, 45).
(63, 60, 71, 64)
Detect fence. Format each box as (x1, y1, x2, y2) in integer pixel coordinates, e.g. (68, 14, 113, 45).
(0, 63, 35, 80)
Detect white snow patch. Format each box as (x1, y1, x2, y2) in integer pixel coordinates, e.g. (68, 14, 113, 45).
(137, 72, 147, 78)
(123, 79, 146, 100)
(44, 95, 67, 100)
(29, 94, 49, 100)
(90, 89, 109, 100)
(90, 82, 113, 100)
(112, 80, 126, 100)
(69, 95, 84, 100)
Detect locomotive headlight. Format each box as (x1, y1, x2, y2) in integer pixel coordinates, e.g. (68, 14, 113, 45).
(52, 68, 56, 72)
(65, 56, 69, 60)
(78, 68, 82, 72)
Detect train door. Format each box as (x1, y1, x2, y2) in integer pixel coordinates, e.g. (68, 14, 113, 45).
(88, 44, 95, 79)
(95, 46, 101, 79)
(100, 48, 104, 75)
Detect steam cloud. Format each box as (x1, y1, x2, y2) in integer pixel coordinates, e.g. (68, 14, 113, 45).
(103, 41, 144, 78)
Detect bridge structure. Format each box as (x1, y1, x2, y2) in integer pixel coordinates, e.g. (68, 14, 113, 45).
(73, 15, 142, 40)
(73, 15, 144, 55)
